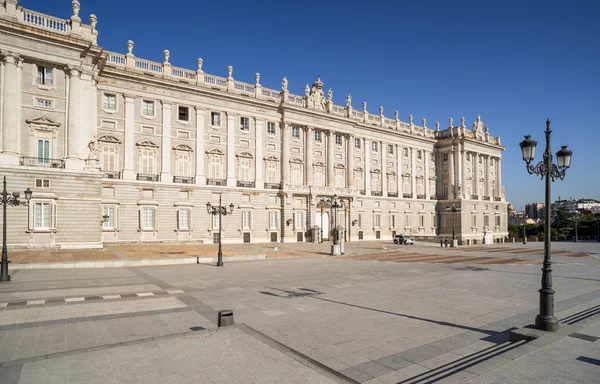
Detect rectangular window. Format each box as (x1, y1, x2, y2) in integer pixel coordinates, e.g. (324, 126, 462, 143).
(443, 153, 449, 162)
(315, 131, 322, 142)
(420, 215, 425, 227)
(36, 98, 53, 108)
(292, 127, 300, 138)
(403, 148, 409, 157)
(141, 148, 155, 174)
(103, 206, 116, 229)
(417, 150, 422, 160)
(102, 145, 118, 172)
(388, 144, 394, 155)
(178, 106, 189, 121)
(141, 208, 154, 230)
(372, 142, 378, 152)
(142, 100, 154, 116)
(34, 202, 52, 229)
(484, 215, 490, 227)
(405, 214, 410, 227)
(267, 122, 276, 135)
(36, 66, 53, 85)
(269, 211, 278, 229)
(391, 215, 396, 229)
(35, 178, 50, 188)
(432, 213, 437, 228)
(335, 135, 342, 145)
(242, 211, 251, 230)
(37, 139, 50, 162)
(211, 112, 221, 127)
(495, 216, 501, 227)
(103, 94, 116, 110)
(238, 157, 252, 182)
(354, 138, 361, 149)
(178, 209, 190, 230)
(358, 213, 363, 228)
(472, 215, 477, 227)
(295, 211, 304, 229)
(240, 117, 250, 131)
(479, 156, 483, 164)
(212, 214, 219, 230)
(374, 213, 381, 228)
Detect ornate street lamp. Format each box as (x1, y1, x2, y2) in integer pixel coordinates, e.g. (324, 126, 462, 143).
(319, 194, 345, 255)
(446, 203, 460, 247)
(519, 118, 573, 332)
(1, 177, 32, 282)
(206, 193, 234, 267)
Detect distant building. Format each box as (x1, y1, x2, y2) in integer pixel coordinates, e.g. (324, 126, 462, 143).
(525, 203, 545, 222)
(551, 198, 600, 218)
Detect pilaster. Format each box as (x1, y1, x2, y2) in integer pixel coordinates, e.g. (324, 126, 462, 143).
(461, 147, 467, 198)
(397, 144, 402, 194)
(65, 65, 84, 170)
(411, 148, 417, 197)
(473, 152, 479, 197)
(0, 51, 20, 165)
(281, 121, 290, 184)
(346, 134, 354, 188)
(448, 146, 455, 199)
(497, 157, 502, 200)
(364, 138, 371, 194)
(160, 101, 172, 182)
(381, 141, 387, 194)
(327, 131, 334, 187)
(305, 126, 313, 184)
(255, 119, 264, 189)
(194, 107, 206, 185)
(122, 95, 136, 180)
(425, 149, 430, 200)
(226, 113, 236, 187)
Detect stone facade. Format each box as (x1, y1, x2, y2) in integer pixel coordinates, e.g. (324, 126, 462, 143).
(0, 1, 508, 249)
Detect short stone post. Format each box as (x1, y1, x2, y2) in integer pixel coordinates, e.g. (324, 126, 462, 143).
(254, 72, 262, 98)
(395, 111, 400, 130)
(226, 65, 234, 92)
(162, 49, 171, 77)
(196, 58, 204, 84)
(281, 76, 289, 103)
(379, 106, 384, 127)
(362, 102, 368, 123)
(125, 40, 135, 68)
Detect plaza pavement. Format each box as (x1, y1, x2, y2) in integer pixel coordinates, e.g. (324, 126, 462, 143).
(0, 241, 598, 383)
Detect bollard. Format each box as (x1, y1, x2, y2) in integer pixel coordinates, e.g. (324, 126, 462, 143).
(218, 309, 234, 327)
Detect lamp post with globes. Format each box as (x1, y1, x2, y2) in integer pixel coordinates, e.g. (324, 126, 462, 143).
(1, 176, 33, 282)
(319, 194, 345, 255)
(519, 118, 573, 332)
(446, 203, 460, 247)
(206, 193, 234, 267)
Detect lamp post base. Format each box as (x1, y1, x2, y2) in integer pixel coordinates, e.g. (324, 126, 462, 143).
(0, 261, 9, 282)
(535, 314, 559, 332)
(330, 244, 341, 256)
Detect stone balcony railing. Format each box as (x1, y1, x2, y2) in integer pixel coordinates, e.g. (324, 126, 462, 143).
(494, 197, 502, 202)
(371, 191, 383, 196)
(264, 183, 280, 190)
(482, 196, 491, 201)
(137, 174, 159, 182)
(237, 181, 255, 188)
(3, 4, 99, 44)
(173, 176, 194, 184)
(20, 156, 65, 169)
(207, 178, 226, 186)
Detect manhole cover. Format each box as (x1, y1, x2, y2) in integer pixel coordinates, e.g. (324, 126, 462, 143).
(568, 333, 599, 342)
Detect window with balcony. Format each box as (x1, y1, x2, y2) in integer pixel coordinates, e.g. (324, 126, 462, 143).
(37, 139, 50, 163)
(387, 173, 396, 193)
(103, 94, 117, 111)
(36, 65, 53, 85)
(265, 158, 280, 184)
(139, 147, 156, 175)
(237, 154, 253, 183)
(208, 152, 224, 180)
(354, 168, 363, 190)
(371, 171, 381, 192)
(176, 151, 192, 178)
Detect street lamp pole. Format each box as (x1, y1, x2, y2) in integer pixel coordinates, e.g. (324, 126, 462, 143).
(523, 216, 528, 245)
(320, 194, 345, 255)
(1, 177, 33, 282)
(446, 203, 460, 247)
(206, 193, 234, 267)
(573, 212, 579, 243)
(520, 118, 573, 332)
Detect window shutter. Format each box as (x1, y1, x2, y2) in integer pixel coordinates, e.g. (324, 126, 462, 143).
(46, 68, 52, 84)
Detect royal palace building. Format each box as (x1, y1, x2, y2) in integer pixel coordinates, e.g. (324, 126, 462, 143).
(0, 0, 508, 249)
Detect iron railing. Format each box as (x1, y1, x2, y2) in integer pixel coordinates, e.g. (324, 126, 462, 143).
(371, 191, 382, 196)
(264, 183, 280, 189)
(417, 194, 426, 199)
(20, 157, 65, 168)
(137, 174, 159, 181)
(173, 176, 194, 184)
(388, 192, 398, 197)
(237, 181, 255, 188)
(207, 178, 226, 186)
(104, 171, 121, 179)
(403, 193, 413, 198)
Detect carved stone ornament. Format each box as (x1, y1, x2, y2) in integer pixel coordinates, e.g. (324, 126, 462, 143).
(127, 40, 134, 55)
(282, 76, 288, 91)
(227, 65, 233, 79)
(87, 135, 98, 159)
(472, 114, 484, 131)
(307, 75, 326, 111)
(197, 58, 203, 72)
(346, 94, 352, 107)
(255, 72, 260, 85)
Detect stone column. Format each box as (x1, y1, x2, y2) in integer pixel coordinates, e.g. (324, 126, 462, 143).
(381, 142, 387, 194)
(364, 139, 371, 194)
(461, 147, 467, 198)
(485, 155, 491, 197)
(327, 131, 334, 187)
(226, 113, 236, 187)
(411, 148, 417, 197)
(122, 95, 136, 180)
(473, 152, 479, 197)
(281, 121, 290, 185)
(497, 157, 502, 199)
(255, 119, 264, 189)
(436, 150, 442, 198)
(448, 147, 455, 199)
(160, 102, 172, 182)
(346, 134, 354, 188)
(425, 150, 430, 199)
(194, 108, 206, 184)
(66, 65, 84, 169)
(0, 52, 21, 165)
(305, 126, 313, 184)
(397, 145, 402, 195)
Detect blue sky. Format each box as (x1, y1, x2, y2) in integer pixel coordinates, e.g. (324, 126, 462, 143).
(25, 0, 600, 210)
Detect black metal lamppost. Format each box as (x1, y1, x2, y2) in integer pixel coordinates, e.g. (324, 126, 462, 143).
(1, 176, 32, 282)
(572, 212, 579, 243)
(519, 118, 573, 332)
(446, 203, 460, 247)
(320, 194, 345, 246)
(206, 193, 234, 267)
